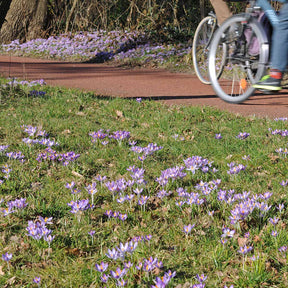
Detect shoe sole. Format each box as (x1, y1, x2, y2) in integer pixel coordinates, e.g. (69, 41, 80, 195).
(253, 84, 282, 91)
(257, 89, 279, 95)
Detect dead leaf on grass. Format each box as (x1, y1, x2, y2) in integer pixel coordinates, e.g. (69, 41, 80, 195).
(115, 110, 123, 118)
(72, 171, 84, 178)
(7, 276, 16, 285)
(253, 235, 263, 244)
(76, 111, 86, 116)
(62, 129, 71, 134)
(238, 237, 249, 247)
(0, 266, 4, 276)
(141, 122, 150, 128)
(65, 248, 81, 256)
(268, 154, 279, 163)
(152, 267, 161, 275)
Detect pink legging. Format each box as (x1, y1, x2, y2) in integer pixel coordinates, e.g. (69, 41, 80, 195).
(210, 0, 232, 24)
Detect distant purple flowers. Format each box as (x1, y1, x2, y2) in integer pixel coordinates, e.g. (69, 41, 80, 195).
(33, 277, 41, 284)
(156, 166, 186, 186)
(227, 162, 246, 175)
(6, 151, 25, 162)
(238, 245, 253, 255)
(106, 240, 138, 260)
(183, 224, 195, 235)
(89, 129, 130, 145)
(215, 133, 222, 139)
(4, 78, 46, 88)
(183, 156, 214, 174)
(1, 197, 28, 216)
(236, 132, 250, 140)
(0, 145, 9, 153)
(104, 210, 128, 222)
(130, 142, 163, 161)
(67, 199, 93, 213)
(269, 128, 288, 136)
(2, 252, 12, 262)
(151, 270, 176, 287)
(36, 147, 80, 166)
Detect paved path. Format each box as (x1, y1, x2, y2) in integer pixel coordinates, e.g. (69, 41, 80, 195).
(1, 55, 288, 119)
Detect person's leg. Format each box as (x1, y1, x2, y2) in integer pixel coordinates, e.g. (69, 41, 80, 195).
(271, 3, 288, 73)
(253, 3, 288, 91)
(210, 0, 232, 25)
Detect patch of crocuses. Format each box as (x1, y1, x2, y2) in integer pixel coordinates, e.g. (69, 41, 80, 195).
(0, 30, 190, 65)
(1, 108, 288, 287)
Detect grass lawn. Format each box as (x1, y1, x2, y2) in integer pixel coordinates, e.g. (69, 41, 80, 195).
(0, 79, 288, 287)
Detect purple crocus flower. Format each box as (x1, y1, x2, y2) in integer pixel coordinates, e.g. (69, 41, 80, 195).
(104, 210, 113, 218)
(221, 227, 235, 238)
(236, 132, 250, 140)
(110, 267, 127, 279)
(118, 213, 128, 221)
(100, 273, 109, 283)
(269, 217, 279, 226)
(44, 234, 55, 245)
(191, 284, 205, 288)
(164, 270, 176, 281)
(2, 252, 12, 262)
(238, 245, 253, 255)
(65, 181, 75, 190)
(196, 274, 207, 282)
(117, 279, 127, 287)
(151, 277, 166, 288)
(138, 195, 149, 206)
(124, 261, 133, 269)
(33, 277, 41, 284)
(183, 224, 195, 235)
(88, 230, 95, 237)
(106, 248, 119, 260)
(279, 246, 287, 253)
(276, 203, 285, 212)
(8, 198, 28, 209)
(215, 133, 222, 139)
(1, 206, 16, 216)
(95, 261, 108, 272)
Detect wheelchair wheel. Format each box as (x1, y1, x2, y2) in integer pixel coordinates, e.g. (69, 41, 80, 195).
(208, 14, 269, 103)
(192, 15, 220, 84)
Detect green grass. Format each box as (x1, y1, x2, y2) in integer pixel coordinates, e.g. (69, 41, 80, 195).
(1, 79, 288, 287)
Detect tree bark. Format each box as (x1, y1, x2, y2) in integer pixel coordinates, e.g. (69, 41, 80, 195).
(200, 0, 205, 19)
(0, 0, 48, 44)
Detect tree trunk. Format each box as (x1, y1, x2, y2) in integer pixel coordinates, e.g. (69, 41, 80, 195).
(0, 0, 48, 44)
(200, 0, 205, 19)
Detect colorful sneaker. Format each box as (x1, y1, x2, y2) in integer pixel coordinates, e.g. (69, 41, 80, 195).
(253, 75, 282, 92)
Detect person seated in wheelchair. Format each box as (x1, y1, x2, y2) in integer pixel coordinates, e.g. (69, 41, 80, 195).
(253, 1, 288, 92)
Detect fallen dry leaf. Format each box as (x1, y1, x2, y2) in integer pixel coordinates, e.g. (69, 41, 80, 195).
(238, 237, 249, 247)
(0, 266, 4, 276)
(115, 110, 123, 118)
(72, 171, 84, 178)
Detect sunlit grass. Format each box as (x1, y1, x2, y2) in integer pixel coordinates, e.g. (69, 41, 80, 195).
(1, 78, 288, 287)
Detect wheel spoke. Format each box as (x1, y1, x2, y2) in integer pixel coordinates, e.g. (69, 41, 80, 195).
(208, 15, 267, 103)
